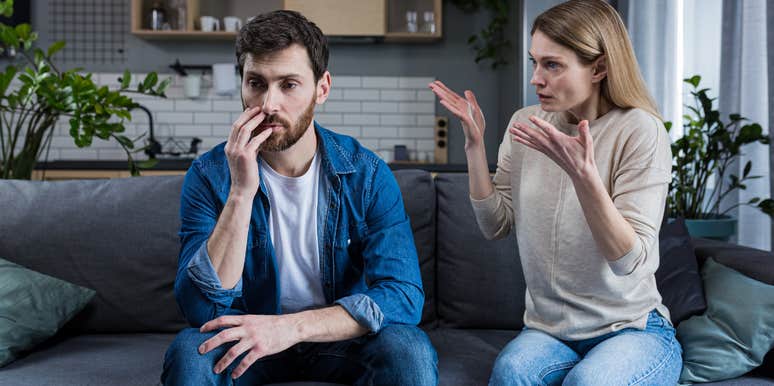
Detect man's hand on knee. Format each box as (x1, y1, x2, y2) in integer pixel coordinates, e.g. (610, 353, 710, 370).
(198, 314, 301, 379)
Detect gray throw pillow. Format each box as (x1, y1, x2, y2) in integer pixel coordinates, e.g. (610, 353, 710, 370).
(0, 257, 95, 367)
(677, 258, 774, 383)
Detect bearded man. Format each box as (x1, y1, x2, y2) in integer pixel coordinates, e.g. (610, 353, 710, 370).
(160, 9, 437, 386)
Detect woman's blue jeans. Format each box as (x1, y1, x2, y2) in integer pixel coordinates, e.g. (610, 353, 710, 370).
(161, 324, 437, 386)
(489, 310, 683, 386)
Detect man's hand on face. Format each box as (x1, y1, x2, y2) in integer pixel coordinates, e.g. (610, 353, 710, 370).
(224, 106, 274, 199)
(198, 314, 301, 379)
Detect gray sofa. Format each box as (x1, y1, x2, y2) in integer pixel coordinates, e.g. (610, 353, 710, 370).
(0, 170, 772, 385)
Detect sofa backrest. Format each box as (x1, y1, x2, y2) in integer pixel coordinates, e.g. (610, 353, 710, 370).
(393, 170, 437, 326)
(0, 176, 188, 333)
(434, 173, 526, 329)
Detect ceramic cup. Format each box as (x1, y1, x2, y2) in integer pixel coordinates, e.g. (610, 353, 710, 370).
(200, 16, 220, 32)
(223, 16, 242, 32)
(183, 74, 202, 99)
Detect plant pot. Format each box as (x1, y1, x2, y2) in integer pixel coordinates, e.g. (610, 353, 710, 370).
(683, 215, 737, 242)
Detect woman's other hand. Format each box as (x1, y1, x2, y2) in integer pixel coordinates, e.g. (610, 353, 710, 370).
(510, 116, 597, 182)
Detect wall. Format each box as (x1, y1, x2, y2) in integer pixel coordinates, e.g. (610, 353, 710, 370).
(24, 0, 526, 164)
(40, 73, 436, 163)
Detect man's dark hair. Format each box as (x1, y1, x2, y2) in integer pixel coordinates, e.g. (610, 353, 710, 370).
(235, 10, 329, 81)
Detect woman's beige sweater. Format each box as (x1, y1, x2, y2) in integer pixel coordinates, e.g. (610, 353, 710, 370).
(470, 105, 673, 340)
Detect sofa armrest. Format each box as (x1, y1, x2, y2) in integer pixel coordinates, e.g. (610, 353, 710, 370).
(691, 237, 774, 285)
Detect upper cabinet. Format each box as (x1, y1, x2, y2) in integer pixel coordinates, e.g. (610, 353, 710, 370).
(130, 0, 442, 42)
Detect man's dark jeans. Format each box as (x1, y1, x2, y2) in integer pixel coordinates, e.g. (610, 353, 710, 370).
(161, 325, 438, 385)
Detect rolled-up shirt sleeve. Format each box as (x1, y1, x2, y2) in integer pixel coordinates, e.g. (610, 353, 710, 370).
(334, 293, 384, 333)
(186, 240, 243, 303)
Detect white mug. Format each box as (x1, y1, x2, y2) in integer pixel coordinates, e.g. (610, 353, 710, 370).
(183, 75, 201, 99)
(223, 16, 242, 32)
(200, 16, 220, 32)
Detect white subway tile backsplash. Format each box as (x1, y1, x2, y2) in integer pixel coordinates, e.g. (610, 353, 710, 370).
(379, 139, 415, 151)
(194, 112, 232, 125)
(380, 90, 416, 101)
(362, 102, 398, 113)
(324, 101, 361, 113)
(399, 102, 434, 114)
(176, 99, 213, 111)
(49, 74, 436, 161)
(343, 114, 379, 125)
(342, 89, 380, 101)
(315, 113, 344, 125)
(98, 149, 131, 159)
(380, 114, 416, 126)
(332, 76, 361, 88)
(416, 90, 435, 101)
(60, 148, 99, 160)
(356, 139, 380, 151)
(139, 98, 174, 112)
(399, 77, 434, 89)
(335, 126, 361, 137)
(416, 139, 436, 151)
(362, 126, 397, 138)
(417, 115, 436, 126)
(212, 100, 243, 112)
(362, 77, 398, 89)
(157, 112, 193, 124)
(326, 89, 343, 100)
(175, 125, 213, 137)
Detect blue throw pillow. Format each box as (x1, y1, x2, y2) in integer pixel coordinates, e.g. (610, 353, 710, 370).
(677, 258, 774, 383)
(0, 257, 95, 367)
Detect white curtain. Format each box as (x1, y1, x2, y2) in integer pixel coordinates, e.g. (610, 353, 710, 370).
(768, 0, 774, 249)
(719, 0, 770, 251)
(616, 0, 682, 130)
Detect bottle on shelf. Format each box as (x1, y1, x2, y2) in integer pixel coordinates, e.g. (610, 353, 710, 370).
(148, 1, 167, 31)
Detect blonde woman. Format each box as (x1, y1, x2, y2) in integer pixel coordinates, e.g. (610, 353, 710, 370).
(430, 0, 681, 384)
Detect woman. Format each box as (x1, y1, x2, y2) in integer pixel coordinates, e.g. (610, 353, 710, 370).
(429, 1, 682, 385)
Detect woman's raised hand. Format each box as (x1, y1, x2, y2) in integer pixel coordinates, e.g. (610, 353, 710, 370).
(429, 80, 486, 149)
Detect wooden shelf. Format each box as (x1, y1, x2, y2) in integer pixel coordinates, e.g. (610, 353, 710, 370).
(130, 0, 442, 42)
(132, 29, 237, 40)
(384, 32, 441, 42)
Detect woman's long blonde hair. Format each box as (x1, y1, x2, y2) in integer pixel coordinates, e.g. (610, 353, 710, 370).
(532, 0, 661, 120)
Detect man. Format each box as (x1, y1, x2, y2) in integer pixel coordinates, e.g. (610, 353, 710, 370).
(161, 10, 437, 386)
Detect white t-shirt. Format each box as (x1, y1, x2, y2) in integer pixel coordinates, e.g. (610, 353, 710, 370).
(260, 153, 326, 314)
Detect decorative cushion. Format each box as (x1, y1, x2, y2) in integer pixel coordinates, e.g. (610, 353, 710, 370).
(0, 257, 95, 367)
(655, 217, 707, 325)
(677, 258, 774, 383)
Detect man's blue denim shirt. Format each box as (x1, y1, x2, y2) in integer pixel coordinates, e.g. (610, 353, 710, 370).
(175, 122, 424, 333)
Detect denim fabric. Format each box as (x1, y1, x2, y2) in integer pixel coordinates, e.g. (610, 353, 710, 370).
(175, 123, 424, 332)
(160, 325, 438, 386)
(489, 310, 683, 386)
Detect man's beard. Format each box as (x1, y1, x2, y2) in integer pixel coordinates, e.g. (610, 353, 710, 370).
(251, 94, 316, 152)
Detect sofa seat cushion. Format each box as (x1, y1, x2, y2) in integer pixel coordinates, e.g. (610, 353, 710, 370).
(427, 328, 772, 386)
(427, 328, 518, 385)
(0, 333, 174, 386)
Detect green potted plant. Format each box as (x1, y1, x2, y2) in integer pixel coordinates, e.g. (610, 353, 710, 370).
(665, 75, 774, 241)
(0, 0, 170, 180)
